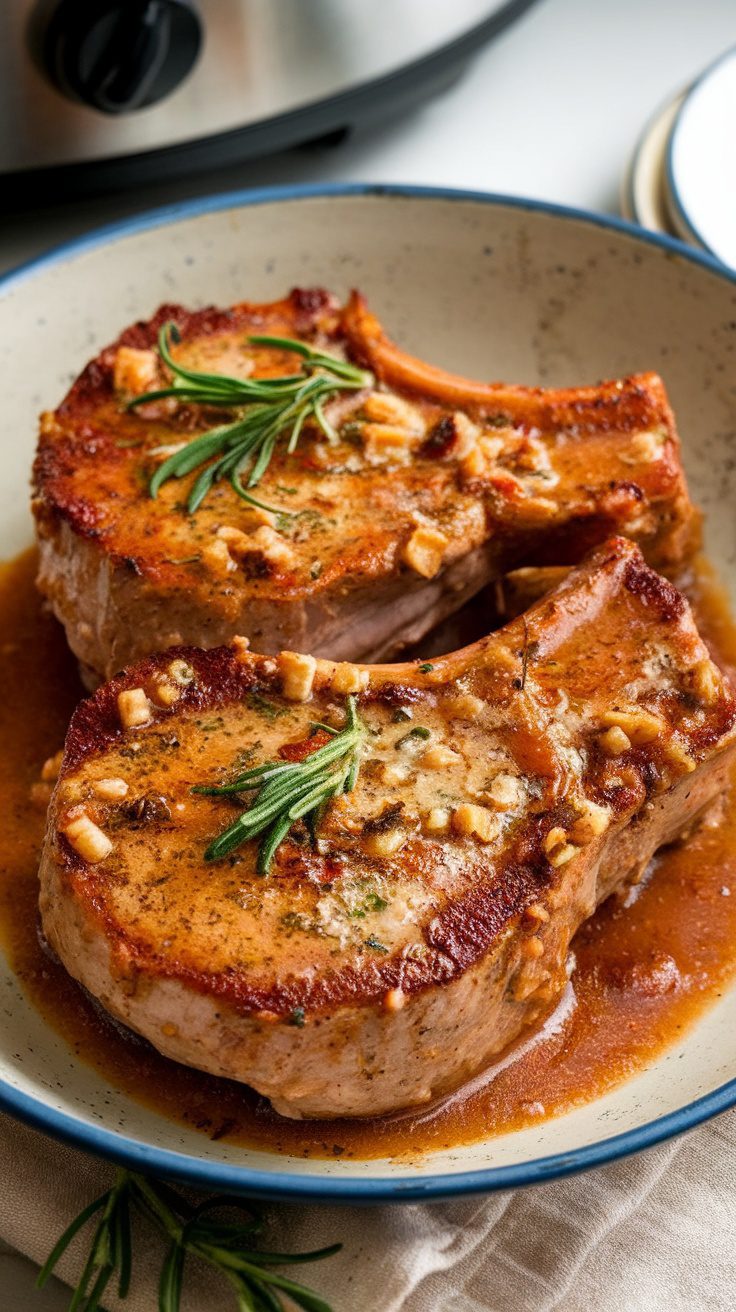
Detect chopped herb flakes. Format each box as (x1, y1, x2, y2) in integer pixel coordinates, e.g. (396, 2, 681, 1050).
(349, 891, 388, 919)
(196, 696, 365, 872)
(246, 692, 288, 721)
(288, 1007, 306, 1028)
(417, 663, 435, 674)
(395, 726, 431, 749)
(365, 934, 389, 953)
(392, 707, 413, 723)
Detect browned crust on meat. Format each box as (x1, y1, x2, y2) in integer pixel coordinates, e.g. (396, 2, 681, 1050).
(32, 289, 699, 683)
(47, 539, 736, 1019)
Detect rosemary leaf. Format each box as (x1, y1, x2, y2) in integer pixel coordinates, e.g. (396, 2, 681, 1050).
(197, 696, 365, 870)
(40, 1170, 340, 1312)
(133, 323, 372, 515)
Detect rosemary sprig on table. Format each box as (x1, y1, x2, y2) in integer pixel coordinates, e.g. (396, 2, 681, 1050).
(130, 323, 372, 514)
(38, 1168, 339, 1312)
(196, 695, 365, 872)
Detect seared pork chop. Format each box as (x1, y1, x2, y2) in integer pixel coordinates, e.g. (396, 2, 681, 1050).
(39, 538, 736, 1119)
(33, 289, 696, 685)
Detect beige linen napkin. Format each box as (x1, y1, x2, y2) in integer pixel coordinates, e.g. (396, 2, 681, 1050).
(2, 1108, 736, 1311)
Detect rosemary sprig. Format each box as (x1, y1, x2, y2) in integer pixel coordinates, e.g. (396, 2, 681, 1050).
(196, 695, 365, 872)
(38, 1167, 339, 1312)
(131, 323, 372, 514)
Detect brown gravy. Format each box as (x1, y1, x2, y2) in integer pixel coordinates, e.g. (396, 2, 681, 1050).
(2, 547, 736, 1161)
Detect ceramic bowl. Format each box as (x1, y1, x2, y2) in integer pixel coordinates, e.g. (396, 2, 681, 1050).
(2, 185, 736, 1202)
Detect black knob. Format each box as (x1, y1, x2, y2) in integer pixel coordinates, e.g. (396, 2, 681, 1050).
(31, 0, 202, 115)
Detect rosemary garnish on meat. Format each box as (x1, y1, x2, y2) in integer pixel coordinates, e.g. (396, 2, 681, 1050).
(37, 1167, 339, 1312)
(130, 323, 372, 514)
(196, 695, 365, 871)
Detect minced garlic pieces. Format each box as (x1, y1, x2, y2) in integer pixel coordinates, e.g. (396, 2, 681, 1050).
(422, 744, 461, 770)
(252, 526, 296, 568)
(543, 826, 580, 867)
(452, 803, 500, 843)
(599, 725, 631, 756)
(362, 392, 424, 432)
(365, 828, 406, 858)
(460, 445, 486, 479)
(93, 777, 129, 801)
(63, 813, 113, 863)
(570, 798, 610, 842)
(151, 678, 180, 708)
(213, 525, 296, 572)
(168, 658, 196, 685)
(117, 687, 152, 730)
(425, 807, 450, 833)
(622, 429, 667, 465)
(692, 658, 720, 705)
(279, 651, 316, 701)
(403, 525, 449, 579)
(600, 706, 664, 745)
(230, 636, 251, 662)
(446, 689, 486, 721)
(113, 346, 157, 396)
(484, 772, 524, 811)
(450, 412, 481, 457)
(217, 525, 251, 554)
(664, 735, 697, 773)
(204, 536, 237, 576)
(362, 423, 416, 463)
(331, 662, 369, 695)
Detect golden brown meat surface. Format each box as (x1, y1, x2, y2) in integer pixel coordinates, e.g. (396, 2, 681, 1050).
(33, 289, 697, 684)
(39, 539, 736, 1118)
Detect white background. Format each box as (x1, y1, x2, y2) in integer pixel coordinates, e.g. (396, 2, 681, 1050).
(1, 0, 735, 1306)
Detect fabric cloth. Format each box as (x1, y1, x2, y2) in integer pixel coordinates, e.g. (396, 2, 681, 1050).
(1, 1108, 735, 1312)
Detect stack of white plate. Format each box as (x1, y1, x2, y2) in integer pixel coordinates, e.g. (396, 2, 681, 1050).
(621, 46, 736, 270)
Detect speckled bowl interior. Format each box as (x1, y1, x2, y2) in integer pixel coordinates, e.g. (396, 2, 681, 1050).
(2, 186, 736, 1201)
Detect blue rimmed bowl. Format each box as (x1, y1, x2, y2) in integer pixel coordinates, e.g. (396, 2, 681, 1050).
(2, 184, 736, 1202)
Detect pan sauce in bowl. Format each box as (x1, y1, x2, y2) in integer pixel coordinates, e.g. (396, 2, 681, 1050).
(3, 547, 736, 1162)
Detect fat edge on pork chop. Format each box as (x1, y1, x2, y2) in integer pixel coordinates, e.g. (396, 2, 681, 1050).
(39, 538, 736, 1119)
(33, 289, 698, 685)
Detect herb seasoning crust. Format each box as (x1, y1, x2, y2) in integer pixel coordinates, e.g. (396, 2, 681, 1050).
(39, 538, 736, 1119)
(33, 289, 697, 686)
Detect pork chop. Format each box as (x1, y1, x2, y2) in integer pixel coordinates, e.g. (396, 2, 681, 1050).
(33, 289, 697, 685)
(39, 537, 736, 1119)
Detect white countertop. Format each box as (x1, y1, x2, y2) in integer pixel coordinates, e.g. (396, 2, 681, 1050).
(2, 0, 735, 1306)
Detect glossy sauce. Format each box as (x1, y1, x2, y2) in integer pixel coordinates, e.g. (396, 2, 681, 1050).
(2, 548, 736, 1161)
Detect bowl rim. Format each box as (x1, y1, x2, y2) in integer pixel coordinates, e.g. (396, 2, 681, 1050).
(2, 180, 736, 1203)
